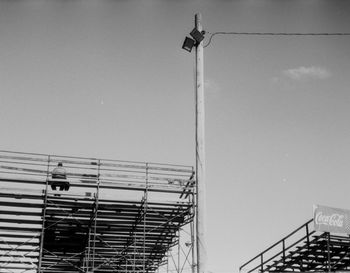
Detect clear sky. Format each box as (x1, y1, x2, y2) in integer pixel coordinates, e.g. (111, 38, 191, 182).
(1, 1, 350, 273)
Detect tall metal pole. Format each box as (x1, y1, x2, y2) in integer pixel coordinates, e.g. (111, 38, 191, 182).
(195, 12, 207, 273)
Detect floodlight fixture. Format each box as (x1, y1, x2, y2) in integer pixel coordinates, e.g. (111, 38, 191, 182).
(182, 36, 196, 52)
(190, 28, 205, 43)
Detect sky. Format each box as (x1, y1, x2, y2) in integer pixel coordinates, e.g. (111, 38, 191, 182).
(1, 0, 350, 273)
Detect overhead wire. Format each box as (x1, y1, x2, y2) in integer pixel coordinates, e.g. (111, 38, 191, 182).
(204, 31, 350, 48)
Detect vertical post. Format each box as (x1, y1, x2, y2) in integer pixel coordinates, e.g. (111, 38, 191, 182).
(178, 229, 181, 273)
(92, 160, 101, 272)
(195, 12, 207, 273)
(143, 163, 149, 273)
(327, 232, 331, 272)
(38, 155, 51, 272)
(282, 240, 285, 262)
(306, 223, 310, 247)
(86, 229, 91, 271)
(191, 196, 195, 273)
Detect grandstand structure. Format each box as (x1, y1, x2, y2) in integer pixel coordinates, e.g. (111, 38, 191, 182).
(240, 219, 350, 273)
(0, 150, 196, 273)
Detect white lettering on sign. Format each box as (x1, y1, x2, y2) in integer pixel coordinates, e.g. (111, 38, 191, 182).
(315, 212, 344, 227)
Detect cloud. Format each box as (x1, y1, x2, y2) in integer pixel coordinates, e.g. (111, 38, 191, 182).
(283, 66, 331, 80)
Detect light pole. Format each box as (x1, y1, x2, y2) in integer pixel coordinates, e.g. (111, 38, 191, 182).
(182, 13, 207, 273)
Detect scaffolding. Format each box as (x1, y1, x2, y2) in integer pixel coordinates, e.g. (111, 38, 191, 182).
(0, 150, 196, 273)
(240, 219, 350, 273)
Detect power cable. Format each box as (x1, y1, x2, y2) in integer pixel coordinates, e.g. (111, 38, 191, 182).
(204, 31, 350, 48)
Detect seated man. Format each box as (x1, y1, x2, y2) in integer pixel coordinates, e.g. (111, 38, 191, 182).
(52, 162, 66, 179)
(50, 162, 70, 191)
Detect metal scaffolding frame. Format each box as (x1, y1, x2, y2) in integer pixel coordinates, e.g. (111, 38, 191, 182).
(0, 150, 196, 273)
(240, 219, 350, 273)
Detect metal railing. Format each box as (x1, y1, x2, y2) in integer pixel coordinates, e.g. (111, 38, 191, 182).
(240, 219, 315, 273)
(0, 150, 195, 193)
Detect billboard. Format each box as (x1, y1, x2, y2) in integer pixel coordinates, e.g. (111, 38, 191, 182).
(313, 204, 350, 234)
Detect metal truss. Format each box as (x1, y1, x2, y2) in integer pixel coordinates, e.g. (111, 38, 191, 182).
(0, 150, 196, 273)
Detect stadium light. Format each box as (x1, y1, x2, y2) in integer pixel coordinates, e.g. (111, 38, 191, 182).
(182, 36, 196, 52)
(190, 28, 205, 43)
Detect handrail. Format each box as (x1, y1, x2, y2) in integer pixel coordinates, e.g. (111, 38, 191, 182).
(240, 219, 314, 272)
(0, 149, 192, 168)
(0, 150, 195, 192)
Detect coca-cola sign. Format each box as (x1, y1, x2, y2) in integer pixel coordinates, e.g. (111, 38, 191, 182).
(313, 205, 350, 234)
